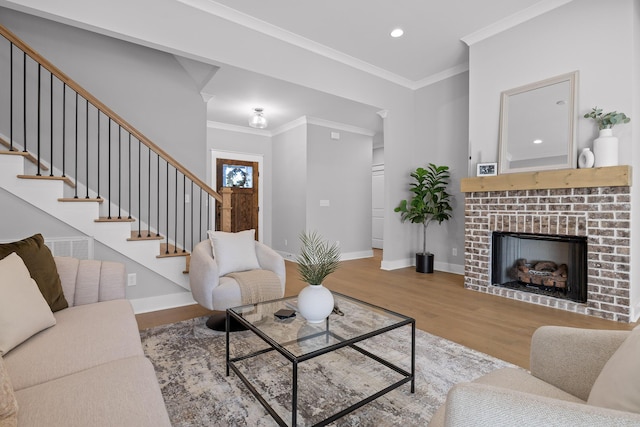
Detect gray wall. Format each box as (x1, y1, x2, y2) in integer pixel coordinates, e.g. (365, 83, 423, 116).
(272, 124, 307, 258)
(306, 124, 372, 256)
(412, 71, 469, 273)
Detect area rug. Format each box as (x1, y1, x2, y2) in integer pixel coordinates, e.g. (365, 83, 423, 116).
(141, 316, 517, 426)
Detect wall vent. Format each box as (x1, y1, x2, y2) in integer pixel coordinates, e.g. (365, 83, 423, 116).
(44, 237, 94, 259)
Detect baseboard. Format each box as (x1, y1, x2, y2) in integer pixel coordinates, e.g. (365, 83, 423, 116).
(129, 292, 196, 314)
(278, 249, 374, 263)
(381, 257, 463, 275)
(631, 300, 640, 323)
(380, 258, 413, 271)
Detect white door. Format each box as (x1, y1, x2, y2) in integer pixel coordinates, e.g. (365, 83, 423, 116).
(372, 165, 384, 249)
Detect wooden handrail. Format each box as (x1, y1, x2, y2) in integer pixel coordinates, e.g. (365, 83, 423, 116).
(0, 23, 222, 204)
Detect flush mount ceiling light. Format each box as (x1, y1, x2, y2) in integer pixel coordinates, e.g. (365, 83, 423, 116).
(390, 28, 404, 38)
(248, 108, 268, 129)
(533, 139, 543, 144)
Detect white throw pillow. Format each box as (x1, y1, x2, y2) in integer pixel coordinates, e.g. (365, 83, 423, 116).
(0, 252, 56, 356)
(587, 325, 640, 414)
(207, 230, 260, 277)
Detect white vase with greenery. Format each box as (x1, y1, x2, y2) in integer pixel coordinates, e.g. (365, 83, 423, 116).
(296, 231, 340, 323)
(584, 107, 631, 167)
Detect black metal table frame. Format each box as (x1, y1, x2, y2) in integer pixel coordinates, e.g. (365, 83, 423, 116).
(226, 292, 415, 427)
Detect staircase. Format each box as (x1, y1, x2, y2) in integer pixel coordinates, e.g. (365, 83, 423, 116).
(0, 24, 232, 292)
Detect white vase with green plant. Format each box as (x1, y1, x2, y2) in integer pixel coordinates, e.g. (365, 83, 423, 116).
(584, 107, 631, 167)
(296, 231, 341, 323)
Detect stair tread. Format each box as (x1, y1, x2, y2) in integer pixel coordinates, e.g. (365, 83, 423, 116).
(95, 216, 136, 222)
(18, 174, 74, 188)
(58, 197, 104, 203)
(158, 243, 189, 258)
(127, 231, 163, 241)
(1, 138, 50, 171)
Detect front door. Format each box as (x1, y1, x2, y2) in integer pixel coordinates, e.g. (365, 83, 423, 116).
(215, 158, 259, 236)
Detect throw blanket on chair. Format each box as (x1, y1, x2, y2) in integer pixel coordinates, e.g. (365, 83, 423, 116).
(226, 269, 282, 305)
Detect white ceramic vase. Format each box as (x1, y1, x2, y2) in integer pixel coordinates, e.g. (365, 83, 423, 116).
(593, 128, 618, 167)
(578, 148, 595, 168)
(297, 284, 334, 323)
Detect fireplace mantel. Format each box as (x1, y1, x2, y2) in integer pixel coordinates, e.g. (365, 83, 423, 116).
(461, 165, 631, 193)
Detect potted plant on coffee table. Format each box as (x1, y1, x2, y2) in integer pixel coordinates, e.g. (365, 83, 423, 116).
(394, 163, 453, 273)
(296, 231, 341, 323)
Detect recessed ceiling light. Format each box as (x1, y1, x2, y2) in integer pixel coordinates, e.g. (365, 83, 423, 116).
(533, 139, 543, 144)
(390, 28, 404, 38)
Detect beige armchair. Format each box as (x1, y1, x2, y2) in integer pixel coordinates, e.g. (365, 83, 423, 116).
(189, 239, 286, 330)
(429, 326, 640, 426)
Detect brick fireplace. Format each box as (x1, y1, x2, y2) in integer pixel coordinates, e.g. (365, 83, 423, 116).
(462, 166, 632, 322)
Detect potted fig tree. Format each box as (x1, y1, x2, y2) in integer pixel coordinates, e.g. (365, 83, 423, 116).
(394, 163, 453, 273)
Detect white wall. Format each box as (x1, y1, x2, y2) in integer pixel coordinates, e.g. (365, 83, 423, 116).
(468, 0, 639, 320)
(306, 124, 373, 258)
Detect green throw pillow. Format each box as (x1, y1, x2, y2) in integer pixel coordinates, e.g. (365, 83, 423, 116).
(0, 234, 68, 312)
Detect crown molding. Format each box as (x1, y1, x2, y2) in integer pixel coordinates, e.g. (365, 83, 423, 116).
(209, 116, 376, 137)
(461, 0, 574, 46)
(413, 63, 469, 89)
(306, 117, 376, 137)
(176, 0, 416, 89)
(207, 120, 271, 136)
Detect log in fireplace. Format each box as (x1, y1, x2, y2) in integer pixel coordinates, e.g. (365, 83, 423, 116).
(491, 232, 587, 303)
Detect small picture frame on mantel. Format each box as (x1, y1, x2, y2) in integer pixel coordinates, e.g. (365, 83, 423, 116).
(477, 162, 497, 177)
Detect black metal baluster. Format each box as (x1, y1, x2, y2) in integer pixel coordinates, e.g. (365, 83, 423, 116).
(137, 139, 141, 237)
(61, 84, 66, 177)
(199, 188, 203, 241)
(85, 100, 89, 198)
(174, 167, 178, 253)
(9, 42, 13, 150)
(183, 175, 186, 253)
(190, 181, 194, 251)
(157, 154, 160, 238)
(73, 93, 78, 197)
(118, 126, 122, 219)
(207, 195, 211, 231)
(36, 64, 41, 176)
(165, 162, 169, 254)
(96, 110, 100, 198)
(147, 147, 151, 237)
(49, 73, 53, 177)
(108, 118, 112, 219)
(128, 134, 132, 219)
(22, 52, 26, 152)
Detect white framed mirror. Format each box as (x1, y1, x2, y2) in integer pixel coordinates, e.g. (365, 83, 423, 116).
(498, 71, 578, 174)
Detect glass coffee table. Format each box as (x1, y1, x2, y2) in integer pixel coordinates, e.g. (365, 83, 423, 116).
(226, 292, 415, 426)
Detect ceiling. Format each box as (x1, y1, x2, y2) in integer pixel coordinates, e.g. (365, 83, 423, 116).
(197, 0, 571, 135)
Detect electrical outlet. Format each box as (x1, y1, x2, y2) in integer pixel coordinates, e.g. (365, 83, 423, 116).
(184, 194, 190, 203)
(336, 241, 340, 246)
(127, 273, 137, 287)
(284, 239, 288, 246)
(452, 248, 458, 256)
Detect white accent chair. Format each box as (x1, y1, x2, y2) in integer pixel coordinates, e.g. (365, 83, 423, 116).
(189, 239, 286, 329)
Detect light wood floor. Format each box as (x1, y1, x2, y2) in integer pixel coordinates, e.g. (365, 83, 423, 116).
(136, 250, 637, 369)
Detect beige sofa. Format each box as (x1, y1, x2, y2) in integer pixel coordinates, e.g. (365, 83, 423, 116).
(429, 326, 640, 426)
(3, 256, 171, 427)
